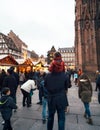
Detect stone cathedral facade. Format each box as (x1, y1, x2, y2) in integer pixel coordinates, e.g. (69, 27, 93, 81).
(75, 0, 100, 78)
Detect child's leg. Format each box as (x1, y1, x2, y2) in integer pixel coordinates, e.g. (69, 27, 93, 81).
(3, 119, 12, 130)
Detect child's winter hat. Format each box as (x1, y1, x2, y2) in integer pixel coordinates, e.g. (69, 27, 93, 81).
(1, 87, 10, 95)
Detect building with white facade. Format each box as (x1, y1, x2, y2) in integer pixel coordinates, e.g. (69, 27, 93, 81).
(58, 47, 75, 68)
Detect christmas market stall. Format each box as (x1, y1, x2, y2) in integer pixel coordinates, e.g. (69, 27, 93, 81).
(33, 61, 44, 71)
(0, 55, 19, 72)
(43, 63, 49, 73)
(18, 58, 34, 72)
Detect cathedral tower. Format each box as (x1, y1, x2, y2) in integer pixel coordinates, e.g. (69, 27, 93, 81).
(75, 0, 100, 76)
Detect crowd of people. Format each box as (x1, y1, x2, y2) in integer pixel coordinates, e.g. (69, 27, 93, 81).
(0, 52, 100, 130)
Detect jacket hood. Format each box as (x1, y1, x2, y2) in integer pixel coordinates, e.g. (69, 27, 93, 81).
(80, 79, 87, 82)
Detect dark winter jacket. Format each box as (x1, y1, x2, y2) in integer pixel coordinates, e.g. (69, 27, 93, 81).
(96, 74, 100, 91)
(2, 75, 17, 98)
(44, 72, 69, 109)
(65, 71, 72, 88)
(44, 72, 68, 94)
(37, 72, 46, 89)
(40, 80, 48, 98)
(12, 72, 19, 88)
(0, 95, 17, 120)
(0, 72, 7, 90)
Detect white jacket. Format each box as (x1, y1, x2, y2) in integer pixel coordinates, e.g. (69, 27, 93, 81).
(21, 79, 36, 93)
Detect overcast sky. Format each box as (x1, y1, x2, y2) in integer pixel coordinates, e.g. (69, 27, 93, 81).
(0, 0, 75, 56)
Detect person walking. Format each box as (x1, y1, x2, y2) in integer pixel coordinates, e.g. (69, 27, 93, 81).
(19, 71, 26, 87)
(74, 70, 78, 85)
(9, 66, 19, 112)
(0, 69, 7, 91)
(10, 66, 19, 91)
(2, 69, 17, 104)
(78, 73, 93, 125)
(36, 69, 46, 105)
(95, 70, 100, 91)
(44, 52, 69, 130)
(0, 87, 17, 130)
(40, 80, 48, 124)
(65, 69, 72, 113)
(95, 73, 100, 103)
(78, 69, 82, 77)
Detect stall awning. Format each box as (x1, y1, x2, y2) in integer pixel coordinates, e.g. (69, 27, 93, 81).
(0, 55, 18, 66)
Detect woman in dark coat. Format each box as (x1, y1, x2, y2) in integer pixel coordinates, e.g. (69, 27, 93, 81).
(44, 52, 69, 130)
(78, 73, 93, 125)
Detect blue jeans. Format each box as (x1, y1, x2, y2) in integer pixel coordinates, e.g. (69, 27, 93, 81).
(42, 97, 48, 120)
(83, 102, 91, 118)
(47, 106, 65, 130)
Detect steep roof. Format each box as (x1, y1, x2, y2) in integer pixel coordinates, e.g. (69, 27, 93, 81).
(8, 30, 27, 52)
(0, 55, 18, 66)
(20, 58, 34, 66)
(0, 32, 19, 52)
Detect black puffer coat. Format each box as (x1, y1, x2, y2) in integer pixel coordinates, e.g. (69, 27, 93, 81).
(2, 75, 17, 98)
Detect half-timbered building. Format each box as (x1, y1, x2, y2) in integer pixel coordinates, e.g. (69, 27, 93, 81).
(0, 32, 21, 59)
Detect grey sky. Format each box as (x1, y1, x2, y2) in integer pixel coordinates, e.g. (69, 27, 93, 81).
(0, 0, 75, 56)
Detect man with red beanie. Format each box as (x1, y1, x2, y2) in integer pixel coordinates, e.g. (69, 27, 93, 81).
(44, 52, 69, 130)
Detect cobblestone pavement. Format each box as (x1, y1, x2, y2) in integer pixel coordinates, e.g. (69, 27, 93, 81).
(0, 82, 100, 130)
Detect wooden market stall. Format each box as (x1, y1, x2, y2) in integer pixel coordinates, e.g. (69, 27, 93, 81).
(18, 58, 34, 72)
(33, 61, 44, 71)
(0, 55, 19, 71)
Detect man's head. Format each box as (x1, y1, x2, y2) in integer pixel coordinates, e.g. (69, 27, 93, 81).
(10, 66, 15, 71)
(7, 69, 13, 75)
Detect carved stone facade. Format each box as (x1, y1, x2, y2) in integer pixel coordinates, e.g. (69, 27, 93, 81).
(75, 0, 100, 74)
